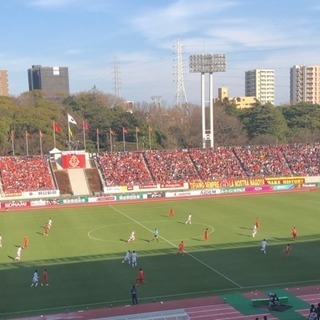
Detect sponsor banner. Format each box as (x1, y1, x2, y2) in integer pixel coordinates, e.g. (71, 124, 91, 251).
(220, 187, 245, 194)
(30, 199, 60, 207)
(302, 183, 317, 188)
(160, 182, 184, 188)
(139, 184, 158, 189)
(116, 194, 145, 201)
(1, 192, 22, 198)
(1, 201, 30, 209)
(104, 186, 127, 193)
(166, 191, 193, 198)
(200, 189, 219, 196)
(273, 184, 295, 190)
(189, 178, 265, 189)
(245, 185, 274, 192)
(88, 196, 117, 202)
(62, 197, 88, 204)
(265, 177, 305, 185)
(147, 192, 165, 199)
(23, 190, 59, 198)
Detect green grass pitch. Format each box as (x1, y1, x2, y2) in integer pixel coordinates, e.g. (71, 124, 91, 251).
(0, 191, 320, 318)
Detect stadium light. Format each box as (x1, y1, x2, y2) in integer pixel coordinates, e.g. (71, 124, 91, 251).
(189, 54, 226, 148)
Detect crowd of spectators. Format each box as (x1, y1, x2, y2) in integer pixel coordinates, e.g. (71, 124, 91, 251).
(233, 145, 292, 177)
(98, 152, 154, 186)
(143, 149, 200, 184)
(189, 147, 247, 180)
(0, 156, 54, 193)
(280, 144, 320, 176)
(0, 143, 319, 192)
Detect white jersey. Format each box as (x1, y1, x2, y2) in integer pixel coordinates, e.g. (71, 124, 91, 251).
(122, 251, 131, 263)
(128, 232, 135, 242)
(48, 219, 52, 228)
(0, 235, 2, 247)
(33, 272, 39, 283)
(131, 252, 137, 262)
(17, 247, 22, 256)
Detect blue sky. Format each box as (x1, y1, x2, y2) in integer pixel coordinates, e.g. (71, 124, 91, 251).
(1, 0, 320, 106)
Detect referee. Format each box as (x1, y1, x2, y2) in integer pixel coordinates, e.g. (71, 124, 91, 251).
(131, 285, 138, 305)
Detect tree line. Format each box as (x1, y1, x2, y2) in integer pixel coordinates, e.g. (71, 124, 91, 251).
(0, 88, 319, 156)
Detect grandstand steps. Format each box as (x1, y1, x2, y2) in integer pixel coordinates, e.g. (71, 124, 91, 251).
(68, 169, 90, 196)
(85, 168, 103, 195)
(54, 170, 73, 195)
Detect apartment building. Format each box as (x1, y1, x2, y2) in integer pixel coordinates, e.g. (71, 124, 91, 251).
(290, 65, 320, 104)
(28, 65, 70, 100)
(0, 70, 9, 97)
(245, 69, 275, 105)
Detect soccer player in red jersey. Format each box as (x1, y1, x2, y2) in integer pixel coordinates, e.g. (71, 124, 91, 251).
(292, 227, 297, 240)
(176, 241, 185, 255)
(43, 223, 49, 236)
(169, 208, 174, 217)
(23, 236, 29, 249)
(203, 228, 209, 241)
(42, 268, 49, 286)
(136, 268, 145, 285)
(255, 217, 260, 229)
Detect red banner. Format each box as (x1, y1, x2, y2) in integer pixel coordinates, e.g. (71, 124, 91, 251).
(61, 154, 86, 169)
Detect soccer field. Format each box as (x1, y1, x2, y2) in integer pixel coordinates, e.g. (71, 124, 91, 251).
(0, 191, 320, 319)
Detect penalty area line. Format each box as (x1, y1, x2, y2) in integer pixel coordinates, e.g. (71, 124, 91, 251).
(109, 205, 242, 289)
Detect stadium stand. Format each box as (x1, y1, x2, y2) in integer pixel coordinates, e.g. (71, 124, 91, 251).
(0, 156, 55, 193)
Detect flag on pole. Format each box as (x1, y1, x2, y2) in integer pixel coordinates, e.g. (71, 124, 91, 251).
(148, 126, 153, 132)
(136, 127, 140, 133)
(123, 127, 128, 134)
(110, 128, 115, 135)
(68, 114, 77, 125)
(39, 130, 44, 138)
(83, 121, 89, 130)
(53, 122, 62, 132)
(25, 130, 30, 137)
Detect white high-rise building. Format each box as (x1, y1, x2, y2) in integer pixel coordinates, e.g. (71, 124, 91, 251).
(290, 65, 320, 104)
(245, 69, 275, 105)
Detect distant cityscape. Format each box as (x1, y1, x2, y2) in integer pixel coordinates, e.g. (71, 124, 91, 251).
(0, 64, 320, 107)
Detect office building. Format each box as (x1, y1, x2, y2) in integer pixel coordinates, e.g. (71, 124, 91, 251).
(28, 65, 70, 100)
(290, 65, 320, 104)
(0, 70, 9, 97)
(245, 69, 275, 105)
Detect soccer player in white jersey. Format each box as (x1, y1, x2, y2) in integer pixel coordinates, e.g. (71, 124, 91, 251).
(127, 231, 135, 243)
(131, 250, 137, 267)
(122, 250, 131, 264)
(261, 239, 267, 254)
(31, 270, 39, 287)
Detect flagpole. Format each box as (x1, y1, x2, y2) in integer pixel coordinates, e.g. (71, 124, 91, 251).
(83, 121, 86, 151)
(53, 121, 56, 148)
(123, 128, 126, 152)
(136, 128, 139, 151)
(39, 131, 43, 156)
(109, 129, 113, 153)
(25, 131, 29, 156)
(68, 121, 71, 148)
(11, 131, 15, 156)
(148, 127, 151, 150)
(97, 128, 100, 153)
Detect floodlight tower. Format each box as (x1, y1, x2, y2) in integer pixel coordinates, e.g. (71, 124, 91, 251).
(113, 56, 121, 98)
(189, 54, 226, 148)
(173, 39, 188, 106)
